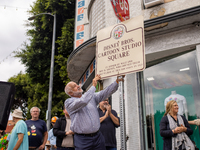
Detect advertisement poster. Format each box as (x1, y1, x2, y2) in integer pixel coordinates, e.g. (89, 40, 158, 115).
(96, 15, 145, 79)
(110, 0, 130, 22)
(74, 0, 85, 48)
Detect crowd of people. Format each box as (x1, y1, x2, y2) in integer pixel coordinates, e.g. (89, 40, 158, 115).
(0, 75, 122, 150)
(0, 74, 200, 150)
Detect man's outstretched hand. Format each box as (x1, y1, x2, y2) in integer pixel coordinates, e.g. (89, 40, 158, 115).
(93, 74, 101, 87)
(116, 75, 125, 84)
(93, 74, 124, 86)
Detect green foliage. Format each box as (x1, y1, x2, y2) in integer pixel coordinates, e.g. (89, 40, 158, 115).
(0, 133, 8, 149)
(8, 72, 31, 118)
(11, 0, 75, 120)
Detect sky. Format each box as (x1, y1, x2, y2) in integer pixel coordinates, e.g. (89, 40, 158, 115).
(0, 0, 36, 120)
(0, 0, 35, 82)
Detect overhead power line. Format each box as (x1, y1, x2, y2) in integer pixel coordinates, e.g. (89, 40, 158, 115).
(0, 5, 30, 10)
(0, 42, 27, 65)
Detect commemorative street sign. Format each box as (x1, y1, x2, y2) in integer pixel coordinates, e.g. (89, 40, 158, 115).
(96, 15, 145, 79)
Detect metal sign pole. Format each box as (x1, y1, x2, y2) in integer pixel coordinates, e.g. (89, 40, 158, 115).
(119, 76, 127, 150)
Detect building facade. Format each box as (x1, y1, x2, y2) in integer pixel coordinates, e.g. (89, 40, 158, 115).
(67, 0, 200, 149)
(5, 120, 15, 134)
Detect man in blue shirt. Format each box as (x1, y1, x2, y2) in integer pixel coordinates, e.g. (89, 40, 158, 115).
(46, 116, 58, 150)
(7, 109, 28, 150)
(64, 75, 124, 150)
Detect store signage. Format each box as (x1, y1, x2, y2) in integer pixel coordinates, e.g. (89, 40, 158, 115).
(110, 0, 130, 22)
(96, 15, 145, 79)
(75, 0, 85, 48)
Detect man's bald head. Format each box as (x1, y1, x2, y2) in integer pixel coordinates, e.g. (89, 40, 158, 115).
(64, 81, 83, 97)
(65, 81, 75, 96)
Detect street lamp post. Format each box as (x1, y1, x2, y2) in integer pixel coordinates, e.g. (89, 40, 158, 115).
(28, 13, 56, 131)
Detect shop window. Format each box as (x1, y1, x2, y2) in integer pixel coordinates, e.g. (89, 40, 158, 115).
(144, 0, 164, 9)
(144, 51, 200, 149)
(143, 0, 174, 9)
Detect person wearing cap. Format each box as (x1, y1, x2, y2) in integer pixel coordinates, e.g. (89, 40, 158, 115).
(7, 109, 29, 150)
(46, 116, 58, 150)
(25, 106, 48, 150)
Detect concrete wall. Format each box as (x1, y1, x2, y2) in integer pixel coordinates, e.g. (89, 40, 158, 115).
(145, 21, 200, 56)
(124, 73, 141, 150)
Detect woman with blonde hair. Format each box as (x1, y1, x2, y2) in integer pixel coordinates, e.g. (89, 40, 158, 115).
(160, 100, 194, 150)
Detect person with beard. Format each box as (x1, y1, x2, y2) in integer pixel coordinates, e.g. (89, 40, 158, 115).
(98, 98, 120, 150)
(64, 74, 124, 150)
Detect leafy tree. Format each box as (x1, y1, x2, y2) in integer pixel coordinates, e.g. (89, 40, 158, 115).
(8, 72, 31, 118)
(14, 0, 75, 120)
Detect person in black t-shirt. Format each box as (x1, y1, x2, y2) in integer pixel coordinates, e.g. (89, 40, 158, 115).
(98, 98, 120, 150)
